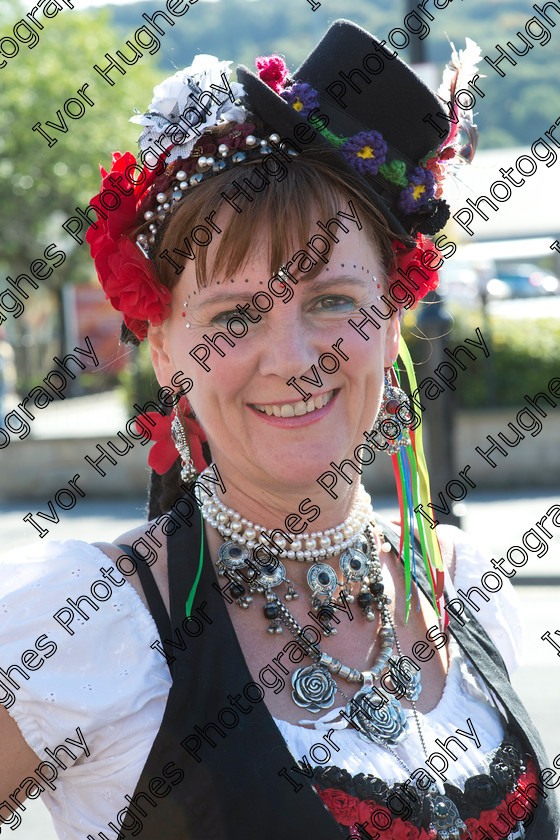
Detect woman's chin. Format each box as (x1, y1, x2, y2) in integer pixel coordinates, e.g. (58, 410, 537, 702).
(250, 445, 353, 494)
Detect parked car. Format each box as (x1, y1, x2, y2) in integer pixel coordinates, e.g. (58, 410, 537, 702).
(486, 263, 560, 298)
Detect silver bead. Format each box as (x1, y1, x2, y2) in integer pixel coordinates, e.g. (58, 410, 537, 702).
(172, 191, 182, 202)
(189, 173, 203, 186)
(218, 143, 228, 157)
(162, 202, 170, 211)
(206, 156, 215, 167)
(148, 224, 157, 233)
(156, 192, 167, 204)
(180, 181, 189, 190)
(213, 160, 227, 173)
(143, 210, 154, 221)
(260, 145, 272, 155)
(196, 156, 208, 170)
(245, 135, 257, 147)
(176, 170, 187, 181)
(268, 133, 280, 144)
(231, 151, 246, 163)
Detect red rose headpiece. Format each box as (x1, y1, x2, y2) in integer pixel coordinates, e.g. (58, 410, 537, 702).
(86, 151, 172, 342)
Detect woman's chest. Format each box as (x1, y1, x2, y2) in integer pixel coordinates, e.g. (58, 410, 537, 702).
(224, 589, 450, 725)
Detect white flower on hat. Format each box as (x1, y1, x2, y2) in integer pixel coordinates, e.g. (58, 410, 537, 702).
(131, 54, 247, 163)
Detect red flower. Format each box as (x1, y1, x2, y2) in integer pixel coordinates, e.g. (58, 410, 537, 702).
(392, 234, 440, 308)
(86, 151, 172, 341)
(255, 54, 290, 93)
(136, 397, 207, 475)
(317, 788, 361, 826)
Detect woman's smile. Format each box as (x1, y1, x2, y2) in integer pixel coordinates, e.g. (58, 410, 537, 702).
(248, 388, 338, 426)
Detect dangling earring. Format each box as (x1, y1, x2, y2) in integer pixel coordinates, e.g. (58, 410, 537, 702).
(369, 369, 413, 455)
(171, 405, 199, 484)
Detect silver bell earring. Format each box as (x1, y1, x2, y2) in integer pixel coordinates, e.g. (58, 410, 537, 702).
(171, 409, 198, 483)
(369, 369, 413, 455)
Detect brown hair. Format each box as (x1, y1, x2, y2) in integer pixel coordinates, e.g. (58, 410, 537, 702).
(149, 156, 408, 292)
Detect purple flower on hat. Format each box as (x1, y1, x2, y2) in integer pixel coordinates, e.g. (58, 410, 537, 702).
(398, 166, 436, 213)
(280, 83, 320, 119)
(340, 131, 387, 176)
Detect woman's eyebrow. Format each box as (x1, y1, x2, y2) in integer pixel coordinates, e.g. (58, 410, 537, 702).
(303, 275, 373, 290)
(194, 275, 373, 308)
(193, 291, 257, 309)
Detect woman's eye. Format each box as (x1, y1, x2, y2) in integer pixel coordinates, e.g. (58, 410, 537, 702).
(313, 295, 356, 311)
(210, 308, 257, 325)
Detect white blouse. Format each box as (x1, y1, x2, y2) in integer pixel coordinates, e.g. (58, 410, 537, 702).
(0, 526, 524, 840)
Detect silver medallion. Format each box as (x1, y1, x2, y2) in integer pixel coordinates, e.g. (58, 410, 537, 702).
(307, 563, 338, 597)
(339, 547, 369, 581)
(291, 665, 337, 713)
(218, 542, 250, 569)
(256, 559, 286, 588)
(427, 789, 469, 840)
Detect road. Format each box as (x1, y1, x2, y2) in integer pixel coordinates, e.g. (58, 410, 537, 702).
(2, 489, 560, 838)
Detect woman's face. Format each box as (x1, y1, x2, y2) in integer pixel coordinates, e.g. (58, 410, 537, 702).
(149, 216, 400, 496)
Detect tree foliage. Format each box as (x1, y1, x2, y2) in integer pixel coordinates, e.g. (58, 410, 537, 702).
(0, 3, 162, 284)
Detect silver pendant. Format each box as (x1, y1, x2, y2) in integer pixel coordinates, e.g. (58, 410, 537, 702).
(291, 665, 337, 713)
(385, 656, 422, 701)
(307, 563, 338, 597)
(347, 673, 408, 746)
(256, 559, 286, 588)
(427, 788, 469, 839)
(339, 547, 370, 580)
(217, 541, 250, 570)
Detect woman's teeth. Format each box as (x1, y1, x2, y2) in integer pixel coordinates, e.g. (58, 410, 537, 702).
(253, 391, 334, 418)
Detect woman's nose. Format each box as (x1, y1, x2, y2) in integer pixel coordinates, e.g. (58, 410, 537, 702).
(256, 316, 321, 381)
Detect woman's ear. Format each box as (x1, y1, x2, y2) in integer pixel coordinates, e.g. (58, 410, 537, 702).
(147, 323, 175, 388)
(384, 312, 401, 368)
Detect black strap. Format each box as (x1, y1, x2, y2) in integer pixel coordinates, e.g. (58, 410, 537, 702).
(117, 544, 173, 662)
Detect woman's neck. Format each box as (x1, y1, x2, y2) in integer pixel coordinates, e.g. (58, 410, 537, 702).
(199, 460, 367, 538)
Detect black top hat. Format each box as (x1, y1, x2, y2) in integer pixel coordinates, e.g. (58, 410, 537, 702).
(237, 19, 451, 237)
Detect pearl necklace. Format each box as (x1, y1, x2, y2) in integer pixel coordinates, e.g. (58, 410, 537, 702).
(198, 466, 375, 562)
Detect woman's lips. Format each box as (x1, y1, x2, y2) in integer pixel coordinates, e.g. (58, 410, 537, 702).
(247, 390, 339, 427)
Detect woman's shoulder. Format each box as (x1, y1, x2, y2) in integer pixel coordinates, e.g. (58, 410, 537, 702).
(0, 538, 111, 599)
(0, 535, 171, 760)
(0, 535, 163, 649)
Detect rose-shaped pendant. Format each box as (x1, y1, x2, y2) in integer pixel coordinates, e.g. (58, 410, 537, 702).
(347, 677, 408, 746)
(291, 665, 336, 713)
(385, 656, 422, 702)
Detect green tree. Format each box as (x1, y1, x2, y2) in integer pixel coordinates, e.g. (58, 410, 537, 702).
(0, 3, 164, 372)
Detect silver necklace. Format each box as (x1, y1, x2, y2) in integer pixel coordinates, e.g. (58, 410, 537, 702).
(207, 509, 470, 840)
(198, 466, 374, 562)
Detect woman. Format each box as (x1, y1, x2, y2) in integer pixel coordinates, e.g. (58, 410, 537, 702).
(1, 19, 558, 840)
